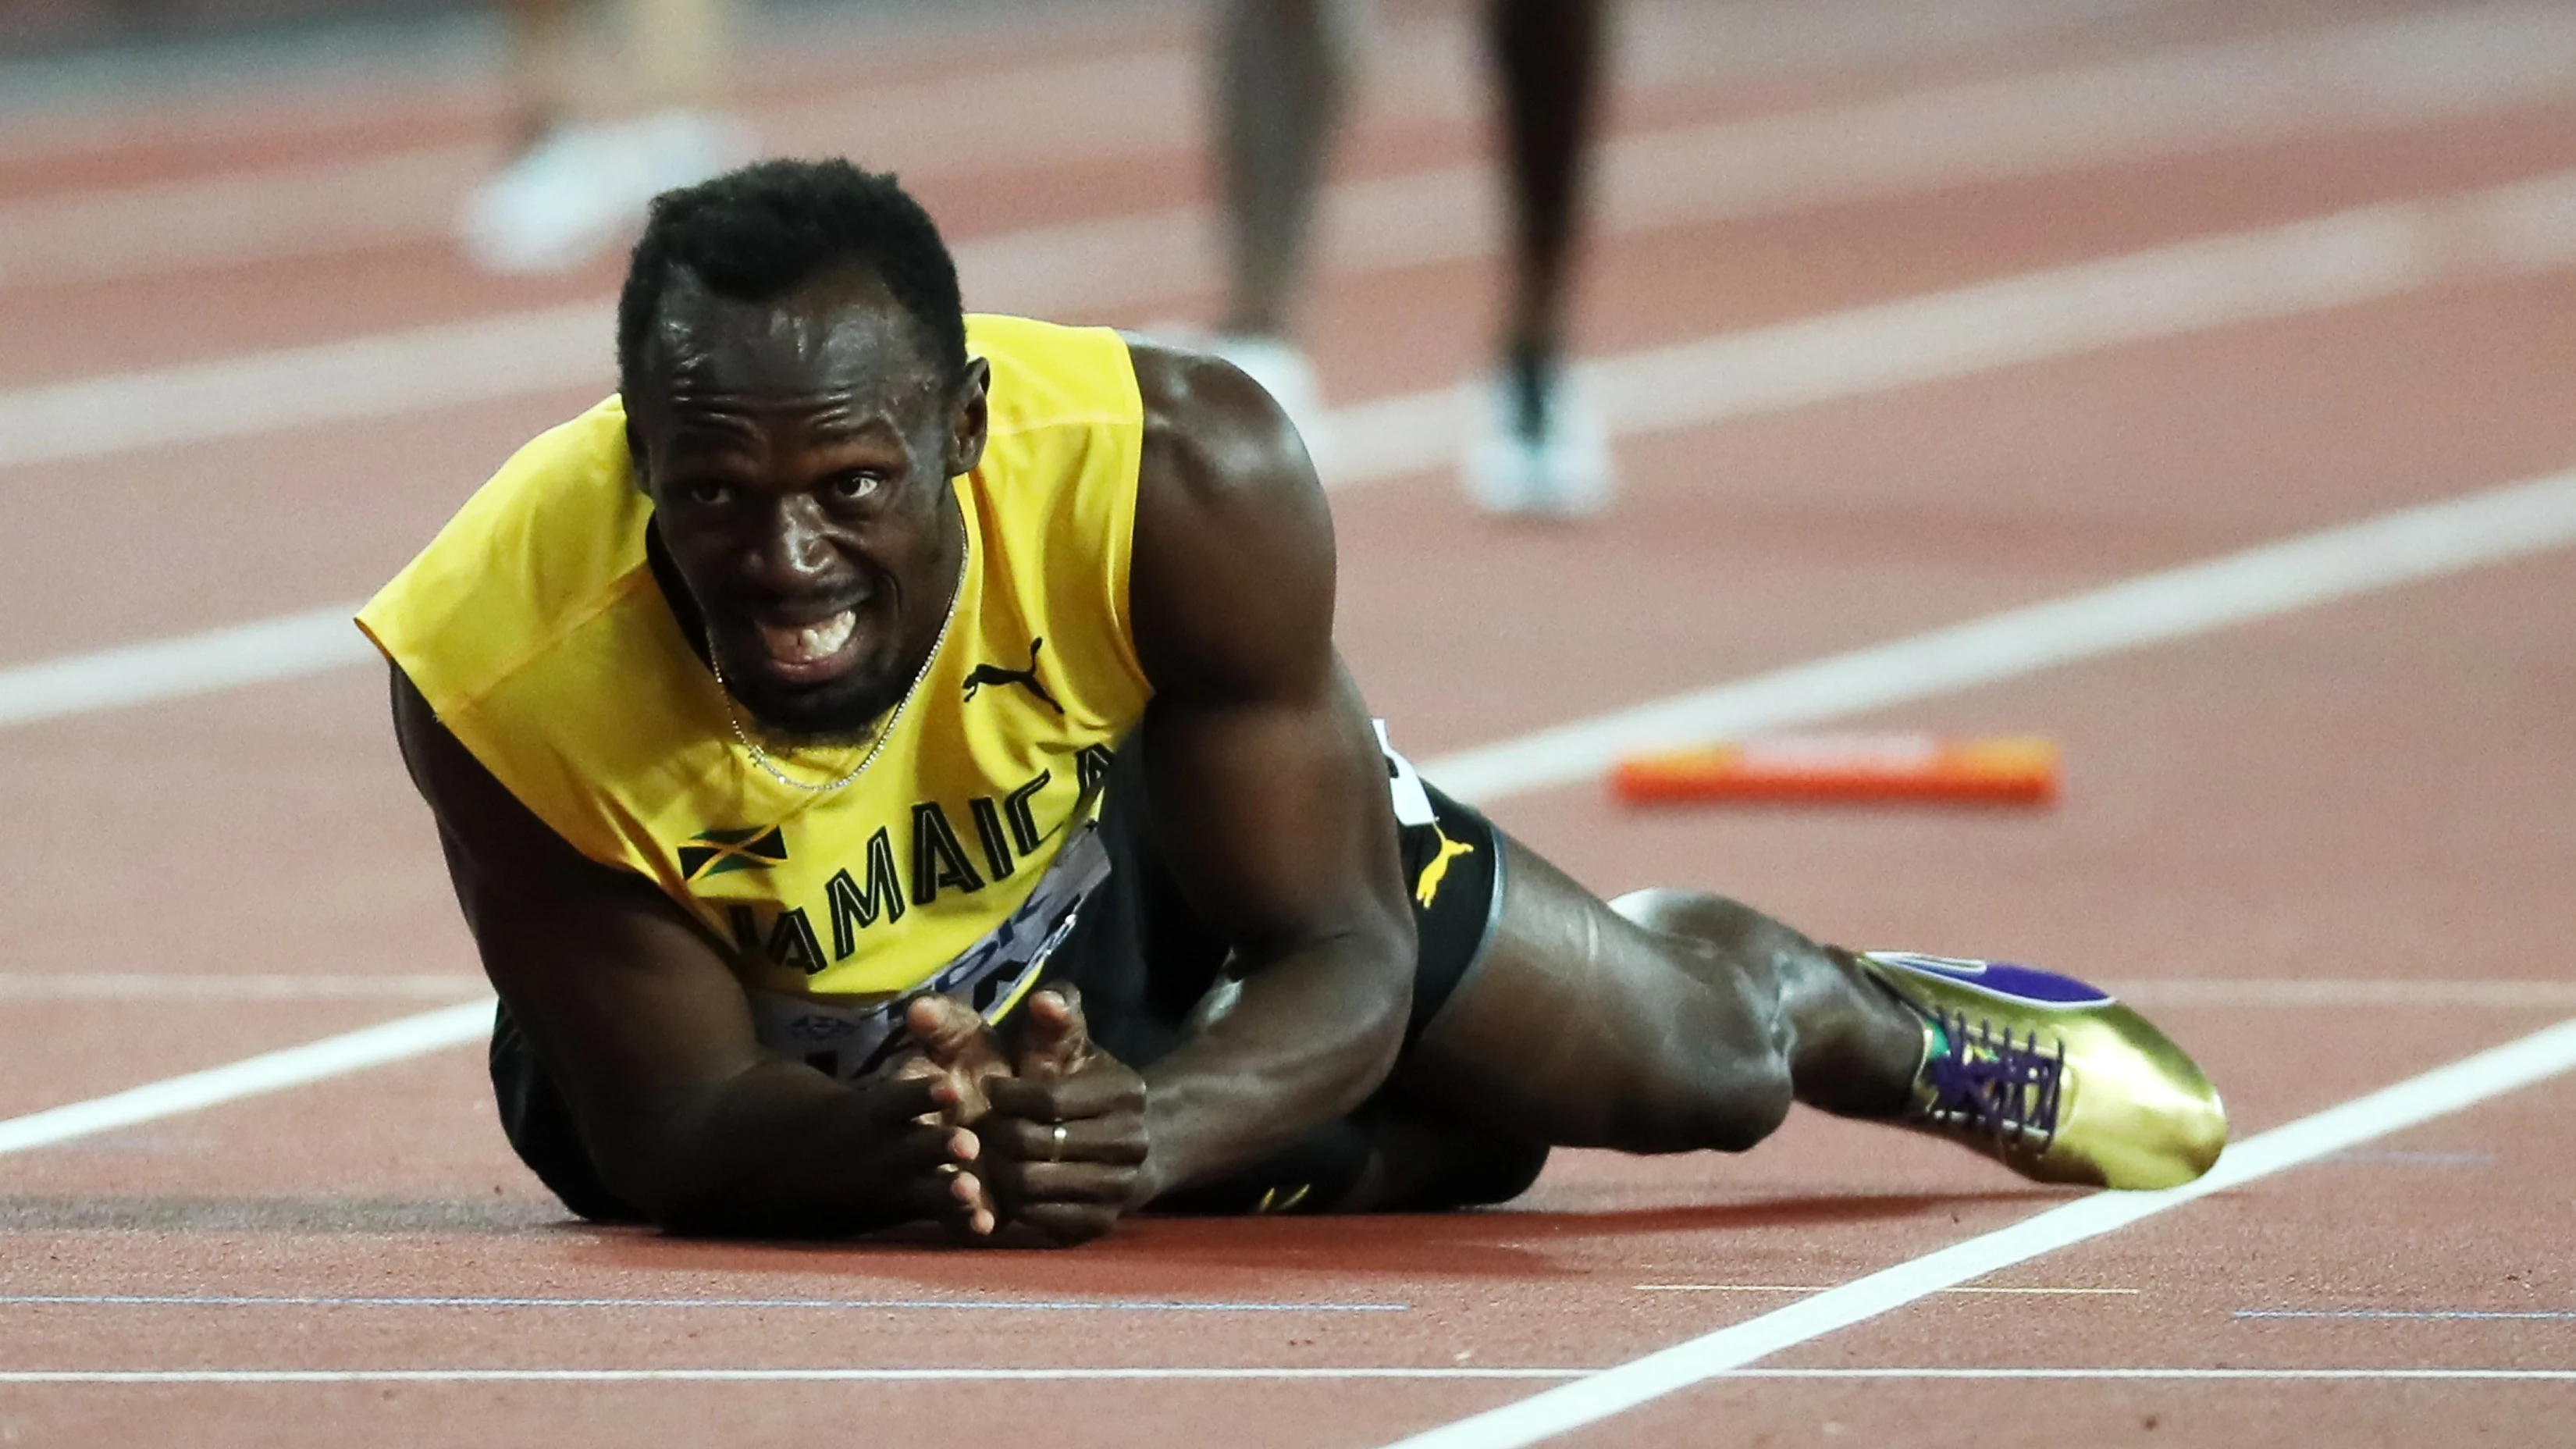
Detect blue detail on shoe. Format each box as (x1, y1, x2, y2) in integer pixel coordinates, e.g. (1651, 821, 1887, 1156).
(1921, 1012, 2067, 1150)
(1866, 952, 2114, 1008)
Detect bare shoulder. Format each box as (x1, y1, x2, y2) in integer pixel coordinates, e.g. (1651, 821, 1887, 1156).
(1120, 336, 1337, 699)
(1125, 336, 1331, 543)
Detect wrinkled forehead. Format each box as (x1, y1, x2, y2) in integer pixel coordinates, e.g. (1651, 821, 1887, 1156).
(638, 265, 949, 422)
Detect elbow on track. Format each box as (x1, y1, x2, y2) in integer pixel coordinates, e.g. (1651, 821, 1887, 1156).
(591, 1148, 735, 1236)
(588, 1123, 792, 1240)
(614, 1162, 851, 1241)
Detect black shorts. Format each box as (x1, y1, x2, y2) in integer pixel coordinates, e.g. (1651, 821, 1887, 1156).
(1028, 731, 1505, 1069)
(489, 735, 1510, 1223)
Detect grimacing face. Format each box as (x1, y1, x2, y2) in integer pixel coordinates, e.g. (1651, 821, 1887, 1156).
(628, 266, 987, 742)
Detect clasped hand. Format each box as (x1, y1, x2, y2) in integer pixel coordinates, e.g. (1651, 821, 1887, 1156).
(894, 985, 1148, 1245)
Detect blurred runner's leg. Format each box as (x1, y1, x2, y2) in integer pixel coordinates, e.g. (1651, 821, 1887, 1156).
(461, 0, 750, 275)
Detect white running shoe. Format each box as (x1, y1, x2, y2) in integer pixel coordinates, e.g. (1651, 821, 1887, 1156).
(460, 109, 754, 275)
(1463, 365, 1614, 518)
(1206, 333, 1332, 465)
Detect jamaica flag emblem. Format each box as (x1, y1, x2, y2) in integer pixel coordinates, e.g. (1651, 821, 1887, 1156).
(678, 825, 789, 882)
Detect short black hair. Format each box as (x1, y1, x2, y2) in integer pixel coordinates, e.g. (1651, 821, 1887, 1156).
(616, 158, 969, 409)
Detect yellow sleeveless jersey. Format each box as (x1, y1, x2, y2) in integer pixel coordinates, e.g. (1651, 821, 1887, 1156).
(358, 315, 1151, 1077)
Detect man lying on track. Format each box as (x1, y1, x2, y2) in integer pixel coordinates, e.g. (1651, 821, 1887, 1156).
(363, 158, 2226, 1245)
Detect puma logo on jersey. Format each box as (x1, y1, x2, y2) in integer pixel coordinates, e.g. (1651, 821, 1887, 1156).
(678, 824, 788, 881)
(962, 636, 1062, 713)
(1414, 825, 1475, 908)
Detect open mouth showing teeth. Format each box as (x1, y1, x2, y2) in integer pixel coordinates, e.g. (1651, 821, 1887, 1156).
(757, 610, 857, 668)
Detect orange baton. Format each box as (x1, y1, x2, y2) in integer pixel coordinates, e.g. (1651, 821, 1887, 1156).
(1610, 734, 2060, 806)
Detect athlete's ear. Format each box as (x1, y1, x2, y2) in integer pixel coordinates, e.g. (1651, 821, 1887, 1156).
(945, 357, 991, 479)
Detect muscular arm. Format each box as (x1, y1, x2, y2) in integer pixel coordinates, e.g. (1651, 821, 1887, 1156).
(390, 667, 980, 1236)
(1117, 339, 1419, 1199)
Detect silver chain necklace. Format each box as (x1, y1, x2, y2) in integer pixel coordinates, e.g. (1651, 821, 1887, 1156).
(704, 543, 964, 795)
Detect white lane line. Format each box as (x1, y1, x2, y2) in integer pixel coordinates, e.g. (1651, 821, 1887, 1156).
(10, 175, 2576, 732)
(0, 603, 382, 728)
(2, 1365, 2571, 1387)
(17, 5, 2576, 471)
(0, 305, 609, 475)
(0, 0, 2535, 292)
(20, 154, 2576, 481)
(0, 48, 1208, 292)
(0, 1002, 492, 1158)
(0, 147, 481, 290)
(959, 1, 2576, 330)
(0, 974, 489, 1000)
(1424, 468, 2576, 803)
(1332, 166, 2576, 486)
(1296, 0, 2576, 336)
(1375, 1016, 2576, 1448)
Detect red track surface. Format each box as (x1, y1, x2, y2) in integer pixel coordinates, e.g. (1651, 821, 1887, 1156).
(3, 0, 2573, 1444)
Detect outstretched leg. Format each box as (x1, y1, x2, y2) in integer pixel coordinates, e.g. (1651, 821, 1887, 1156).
(1392, 833, 2228, 1192)
(1143, 799, 2220, 1207)
(1397, 834, 1925, 1153)
(462, 0, 746, 274)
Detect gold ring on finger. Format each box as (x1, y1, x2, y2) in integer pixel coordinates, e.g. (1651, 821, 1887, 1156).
(1048, 1123, 1069, 1163)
